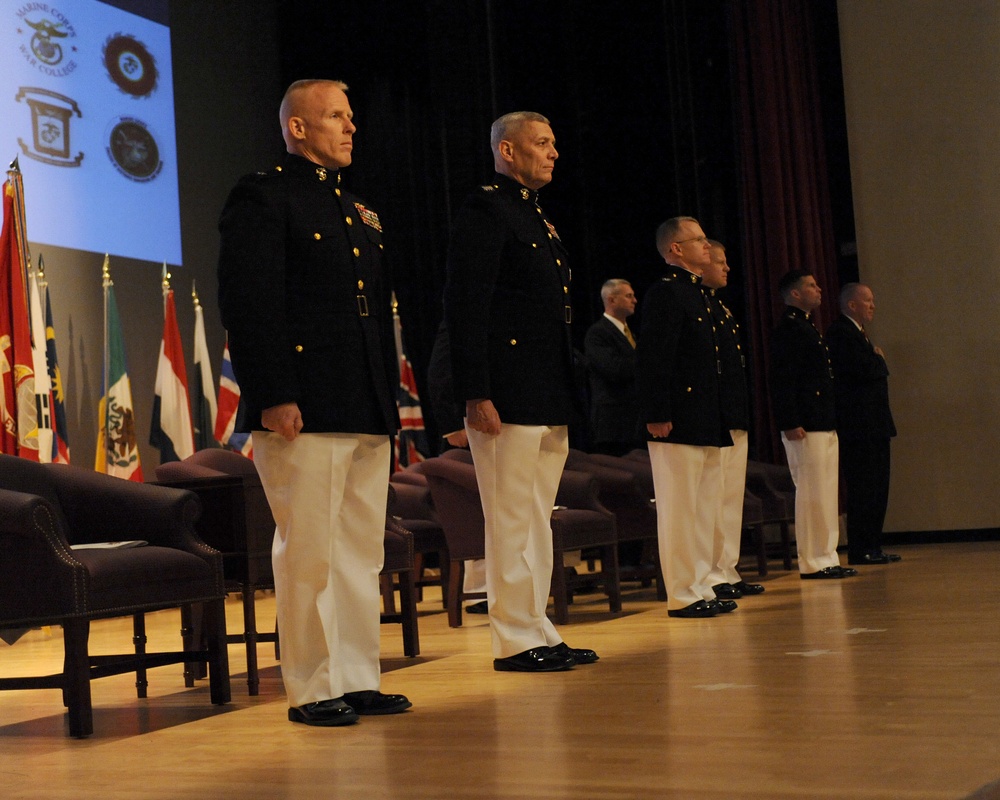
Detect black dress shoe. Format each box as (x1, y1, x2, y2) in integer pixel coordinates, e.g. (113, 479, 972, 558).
(342, 690, 412, 715)
(550, 642, 599, 664)
(877, 551, 902, 562)
(494, 647, 575, 672)
(848, 553, 890, 565)
(465, 600, 489, 614)
(667, 600, 719, 618)
(707, 599, 738, 613)
(801, 566, 858, 579)
(734, 580, 765, 595)
(712, 582, 742, 599)
(288, 699, 359, 727)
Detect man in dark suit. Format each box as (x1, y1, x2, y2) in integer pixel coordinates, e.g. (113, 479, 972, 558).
(584, 279, 641, 456)
(826, 283, 899, 566)
(218, 79, 410, 726)
(444, 111, 596, 672)
(637, 217, 736, 619)
(770, 270, 857, 580)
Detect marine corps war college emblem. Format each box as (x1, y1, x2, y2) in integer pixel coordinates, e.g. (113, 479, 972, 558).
(14, 4, 79, 76)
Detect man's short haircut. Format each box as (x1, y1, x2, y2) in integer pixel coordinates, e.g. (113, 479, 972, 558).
(600, 278, 632, 305)
(490, 111, 550, 150)
(655, 216, 699, 257)
(839, 282, 863, 309)
(280, 79, 349, 126)
(707, 239, 725, 250)
(778, 269, 813, 302)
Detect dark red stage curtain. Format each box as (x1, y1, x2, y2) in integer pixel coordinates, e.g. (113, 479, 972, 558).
(730, 0, 841, 462)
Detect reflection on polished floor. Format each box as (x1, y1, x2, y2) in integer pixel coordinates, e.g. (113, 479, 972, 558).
(2, 541, 999, 800)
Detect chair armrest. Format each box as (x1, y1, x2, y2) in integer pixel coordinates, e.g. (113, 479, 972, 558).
(47, 467, 210, 554)
(389, 481, 438, 522)
(556, 469, 609, 514)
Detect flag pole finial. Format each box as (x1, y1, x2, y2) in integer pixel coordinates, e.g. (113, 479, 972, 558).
(192, 279, 201, 308)
(161, 262, 171, 294)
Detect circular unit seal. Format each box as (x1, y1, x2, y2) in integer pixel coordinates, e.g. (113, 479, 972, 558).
(103, 33, 157, 97)
(106, 118, 162, 182)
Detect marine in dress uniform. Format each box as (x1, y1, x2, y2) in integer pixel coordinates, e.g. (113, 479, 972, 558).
(444, 111, 596, 672)
(826, 283, 899, 566)
(217, 79, 410, 726)
(637, 217, 735, 618)
(770, 270, 856, 580)
(701, 242, 764, 599)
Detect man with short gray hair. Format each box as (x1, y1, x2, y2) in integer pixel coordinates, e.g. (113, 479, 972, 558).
(445, 111, 596, 672)
(584, 278, 640, 456)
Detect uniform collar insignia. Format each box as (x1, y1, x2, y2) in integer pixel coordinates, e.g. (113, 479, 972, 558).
(316, 166, 328, 181)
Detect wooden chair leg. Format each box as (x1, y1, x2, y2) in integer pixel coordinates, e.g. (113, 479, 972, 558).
(380, 573, 397, 615)
(438, 549, 450, 609)
(203, 598, 232, 706)
(780, 521, 794, 570)
(653, 549, 668, 601)
(397, 569, 420, 657)
(551, 553, 569, 625)
(752, 524, 768, 576)
(241, 585, 260, 696)
(602, 544, 622, 614)
(132, 613, 148, 698)
(447, 561, 465, 628)
(62, 618, 93, 738)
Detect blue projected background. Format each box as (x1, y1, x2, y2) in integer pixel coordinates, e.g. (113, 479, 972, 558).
(1, 0, 180, 264)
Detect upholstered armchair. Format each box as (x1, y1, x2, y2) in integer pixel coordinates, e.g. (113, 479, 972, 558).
(0, 454, 230, 737)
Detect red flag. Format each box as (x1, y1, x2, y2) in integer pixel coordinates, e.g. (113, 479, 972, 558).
(0, 175, 39, 460)
(150, 287, 194, 462)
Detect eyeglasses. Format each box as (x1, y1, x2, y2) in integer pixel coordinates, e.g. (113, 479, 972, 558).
(672, 236, 708, 246)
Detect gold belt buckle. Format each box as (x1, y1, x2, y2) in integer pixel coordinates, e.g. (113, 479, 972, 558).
(356, 295, 370, 317)
(564, 305, 572, 324)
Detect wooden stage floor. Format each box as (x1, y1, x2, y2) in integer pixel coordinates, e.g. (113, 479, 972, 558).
(2, 541, 999, 800)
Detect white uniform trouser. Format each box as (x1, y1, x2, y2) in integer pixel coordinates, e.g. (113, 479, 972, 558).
(649, 441, 723, 610)
(707, 429, 748, 588)
(254, 431, 390, 707)
(466, 423, 568, 658)
(781, 430, 841, 574)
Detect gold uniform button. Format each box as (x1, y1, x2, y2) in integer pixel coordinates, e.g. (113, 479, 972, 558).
(556, 259, 562, 266)
(275, 165, 282, 172)
(295, 345, 304, 352)
(335, 188, 342, 197)
(379, 243, 384, 250)
(357, 280, 364, 290)
(313, 233, 321, 240)
(686, 386, 692, 393)
(563, 285, 569, 294)
(697, 317, 703, 322)
(509, 338, 517, 346)
(353, 247, 360, 257)
(531, 243, 538, 248)
(346, 216, 353, 226)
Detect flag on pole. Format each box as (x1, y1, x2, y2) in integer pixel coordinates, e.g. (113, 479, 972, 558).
(190, 281, 218, 451)
(95, 255, 143, 480)
(41, 260, 70, 463)
(0, 160, 39, 460)
(391, 293, 428, 470)
(150, 266, 194, 463)
(28, 266, 53, 462)
(214, 339, 252, 457)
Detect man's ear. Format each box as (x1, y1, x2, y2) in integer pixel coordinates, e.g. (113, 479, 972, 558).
(287, 116, 306, 141)
(497, 140, 514, 163)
